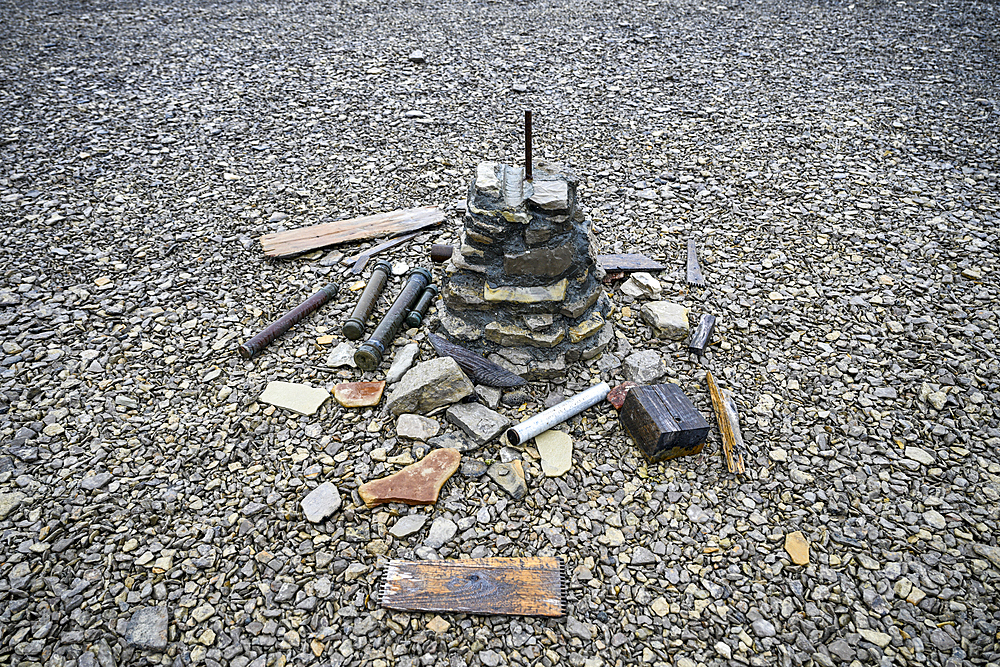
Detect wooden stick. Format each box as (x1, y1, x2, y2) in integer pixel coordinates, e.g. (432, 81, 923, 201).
(706, 370, 745, 474)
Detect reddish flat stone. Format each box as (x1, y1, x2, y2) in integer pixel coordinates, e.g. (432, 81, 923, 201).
(358, 448, 462, 509)
(334, 381, 386, 408)
(607, 381, 639, 410)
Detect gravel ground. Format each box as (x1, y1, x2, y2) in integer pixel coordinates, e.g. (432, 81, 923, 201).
(2, 0, 999, 666)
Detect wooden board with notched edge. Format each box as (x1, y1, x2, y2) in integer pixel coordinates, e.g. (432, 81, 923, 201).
(380, 557, 566, 617)
(596, 253, 667, 272)
(260, 206, 445, 258)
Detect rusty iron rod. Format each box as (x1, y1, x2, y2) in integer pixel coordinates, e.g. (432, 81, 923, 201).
(524, 110, 532, 182)
(238, 284, 339, 359)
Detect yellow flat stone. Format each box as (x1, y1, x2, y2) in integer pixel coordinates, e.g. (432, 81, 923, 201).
(316, 335, 335, 345)
(484, 279, 567, 304)
(568, 312, 605, 343)
(485, 322, 564, 348)
(784, 531, 810, 565)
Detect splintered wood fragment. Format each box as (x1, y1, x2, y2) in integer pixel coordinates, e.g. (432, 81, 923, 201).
(260, 206, 445, 258)
(686, 240, 705, 286)
(722, 389, 746, 462)
(688, 314, 716, 355)
(380, 557, 566, 617)
(597, 253, 667, 273)
(346, 232, 419, 274)
(706, 370, 745, 473)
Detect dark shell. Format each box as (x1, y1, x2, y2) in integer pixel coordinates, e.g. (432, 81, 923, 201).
(428, 333, 527, 388)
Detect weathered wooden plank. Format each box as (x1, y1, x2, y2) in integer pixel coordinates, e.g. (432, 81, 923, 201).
(686, 240, 705, 286)
(596, 253, 667, 272)
(688, 313, 717, 355)
(706, 370, 745, 474)
(261, 206, 445, 258)
(380, 557, 566, 617)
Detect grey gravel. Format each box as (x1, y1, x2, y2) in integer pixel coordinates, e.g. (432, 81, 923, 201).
(1, 1, 998, 667)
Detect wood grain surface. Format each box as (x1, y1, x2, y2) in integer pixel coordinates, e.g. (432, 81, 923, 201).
(596, 253, 667, 272)
(380, 557, 566, 617)
(260, 206, 445, 258)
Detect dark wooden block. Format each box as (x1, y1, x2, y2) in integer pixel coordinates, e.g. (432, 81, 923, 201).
(619, 384, 710, 463)
(688, 313, 716, 355)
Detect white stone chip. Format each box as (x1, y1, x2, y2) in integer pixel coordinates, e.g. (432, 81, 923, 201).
(259, 381, 330, 416)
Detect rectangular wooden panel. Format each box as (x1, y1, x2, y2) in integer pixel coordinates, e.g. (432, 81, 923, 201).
(260, 206, 445, 258)
(620, 384, 709, 463)
(686, 240, 705, 286)
(380, 557, 566, 617)
(597, 253, 667, 272)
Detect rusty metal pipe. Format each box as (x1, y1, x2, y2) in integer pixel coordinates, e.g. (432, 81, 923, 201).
(342, 260, 391, 340)
(238, 284, 340, 359)
(430, 244, 454, 263)
(355, 268, 432, 371)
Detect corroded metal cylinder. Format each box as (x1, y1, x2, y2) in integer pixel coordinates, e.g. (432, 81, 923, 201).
(405, 285, 439, 329)
(342, 261, 391, 341)
(430, 244, 454, 263)
(238, 284, 339, 359)
(355, 268, 432, 371)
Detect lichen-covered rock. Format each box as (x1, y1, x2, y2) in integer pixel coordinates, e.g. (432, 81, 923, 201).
(385, 357, 475, 416)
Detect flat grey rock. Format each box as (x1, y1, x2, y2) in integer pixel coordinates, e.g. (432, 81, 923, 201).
(125, 606, 169, 650)
(395, 413, 440, 441)
(0, 492, 26, 520)
(301, 482, 342, 523)
(389, 514, 427, 538)
(445, 402, 509, 445)
(385, 357, 475, 416)
(423, 517, 457, 549)
(81, 472, 112, 491)
(326, 342, 357, 369)
(386, 342, 420, 383)
(623, 349, 668, 384)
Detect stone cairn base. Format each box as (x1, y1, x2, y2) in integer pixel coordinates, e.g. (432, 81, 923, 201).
(438, 161, 613, 380)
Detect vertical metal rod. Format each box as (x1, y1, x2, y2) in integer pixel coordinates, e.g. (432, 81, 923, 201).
(524, 110, 532, 182)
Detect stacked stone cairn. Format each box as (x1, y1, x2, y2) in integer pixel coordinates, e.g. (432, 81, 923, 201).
(438, 161, 614, 380)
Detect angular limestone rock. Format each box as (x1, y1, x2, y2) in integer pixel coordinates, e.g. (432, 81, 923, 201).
(386, 343, 420, 384)
(485, 322, 564, 348)
(623, 350, 668, 384)
(326, 342, 357, 368)
(396, 414, 440, 441)
(0, 492, 26, 520)
(301, 482, 342, 522)
(784, 531, 810, 565)
(358, 448, 462, 508)
(389, 514, 428, 538)
(385, 358, 475, 416)
(125, 606, 169, 650)
(535, 430, 573, 477)
(568, 312, 605, 343)
(334, 381, 385, 408)
(488, 460, 527, 499)
(446, 402, 510, 445)
(641, 301, 689, 340)
(484, 279, 568, 304)
(259, 381, 330, 416)
(528, 179, 569, 210)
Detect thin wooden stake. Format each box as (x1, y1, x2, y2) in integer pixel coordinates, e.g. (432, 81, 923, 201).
(706, 370, 745, 474)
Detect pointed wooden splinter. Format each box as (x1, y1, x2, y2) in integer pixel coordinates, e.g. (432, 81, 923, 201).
(358, 448, 461, 508)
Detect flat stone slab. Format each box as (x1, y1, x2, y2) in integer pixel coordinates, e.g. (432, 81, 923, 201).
(385, 357, 475, 416)
(535, 430, 573, 477)
(259, 381, 330, 416)
(484, 279, 567, 304)
(428, 432, 479, 453)
(333, 381, 385, 408)
(784, 531, 810, 565)
(396, 414, 440, 441)
(0, 492, 25, 520)
(446, 402, 510, 445)
(358, 448, 462, 508)
(528, 179, 569, 210)
(326, 342, 357, 368)
(389, 514, 427, 538)
(125, 606, 169, 650)
(504, 245, 573, 277)
(641, 301, 689, 340)
(386, 343, 420, 383)
(488, 460, 527, 499)
(301, 482, 342, 523)
(623, 350, 668, 384)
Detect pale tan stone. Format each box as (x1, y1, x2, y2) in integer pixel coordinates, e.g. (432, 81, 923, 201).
(333, 381, 385, 408)
(485, 322, 564, 348)
(784, 531, 810, 565)
(484, 279, 567, 304)
(358, 448, 462, 508)
(535, 430, 573, 477)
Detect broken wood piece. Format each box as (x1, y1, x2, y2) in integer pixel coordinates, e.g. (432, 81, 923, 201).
(261, 206, 445, 258)
(357, 448, 461, 508)
(686, 240, 705, 286)
(380, 557, 566, 617)
(346, 232, 420, 274)
(596, 253, 667, 273)
(619, 384, 709, 463)
(688, 313, 717, 355)
(706, 371, 745, 474)
(428, 333, 526, 387)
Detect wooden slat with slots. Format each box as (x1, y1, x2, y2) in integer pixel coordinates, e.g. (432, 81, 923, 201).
(260, 206, 445, 258)
(596, 253, 667, 272)
(380, 557, 566, 617)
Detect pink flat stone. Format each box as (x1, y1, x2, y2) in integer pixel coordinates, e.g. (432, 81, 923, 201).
(334, 381, 386, 408)
(607, 381, 639, 410)
(358, 448, 462, 509)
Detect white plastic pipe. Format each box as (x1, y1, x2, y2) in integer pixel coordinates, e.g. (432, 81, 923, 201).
(504, 382, 611, 446)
